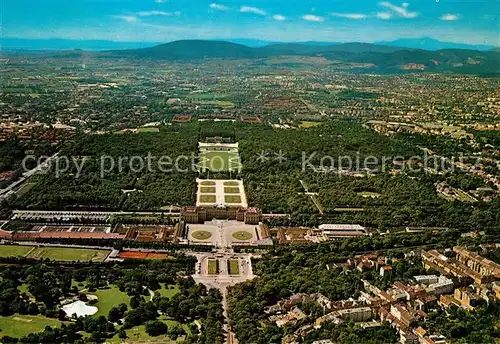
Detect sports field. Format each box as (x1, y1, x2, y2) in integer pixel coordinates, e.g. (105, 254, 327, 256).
(26, 247, 110, 261)
(0, 245, 33, 258)
(198, 151, 242, 172)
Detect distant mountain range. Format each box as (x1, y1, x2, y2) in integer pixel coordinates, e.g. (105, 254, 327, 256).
(3, 39, 499, 74)
(2, 37, 497, 52)
(103, 40, 498, 73)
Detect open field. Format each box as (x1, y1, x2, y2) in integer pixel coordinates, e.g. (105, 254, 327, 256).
(0, 315, 64, 338)
(200, 186, 216, 193)
(358, 192, 383, 198)
(109, 325, 176, 343)
(137, 127, 160, 133)
(91, 285, 132, 317)
(225, 195, 242, 203)
(16, 182, 37, 197)
(199, 194, 216, 203)
(156, 284, 181, 299)
(228, 260, 240, 275)
(26, 247, 110, 261)
(299, 121, 324, 128)
(198, 151, 241, 172)
(207, 259, 218, 275)
(0, 245, 33, 258)
(108, 316, 190, 343)
(334, 208, 365, 212)
(232, 231, 253, 241)
(191, 230, 212, 240)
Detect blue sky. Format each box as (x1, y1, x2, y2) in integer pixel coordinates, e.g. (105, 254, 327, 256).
(2, 0, 499, 45)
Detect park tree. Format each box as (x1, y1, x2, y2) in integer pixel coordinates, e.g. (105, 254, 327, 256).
(145, 320, 168, 336)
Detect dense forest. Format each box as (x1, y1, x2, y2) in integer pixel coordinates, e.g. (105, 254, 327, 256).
(4, 119, 500, 231)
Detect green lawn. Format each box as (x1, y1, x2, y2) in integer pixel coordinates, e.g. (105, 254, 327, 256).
(0, 315, 64, 338)
(26, 247, 110, 261)
(232, 231, 253, 241)
(216, 101, 235, 107)
(200, 181, 216, 186)
(299, 121, 324, 128)
(228, 260, 240, 275)
(199, 195, 216, 203)
(191, 230, 212, 240)
(224, 187, 240, 194)
(108, 316, 190, 343)
(358, 191, 383, 198)
(223, 181, 239, 186)
(198, 151, 241, 172)
(207, 259, 218, 275)
(156, 284, 180, 299)
(72, 280, 88, 290)
(225, 195, 242, 203)
(200, 186, 216, 193)
(0, 245, 33, 258)
(16, 182, 37, 197)
(334, 208, 365, 212)
(90, 285, 132, 317)
(137, 127, 160, 133)
(17, 283, 34, 298)
(108, 325, 177, 343)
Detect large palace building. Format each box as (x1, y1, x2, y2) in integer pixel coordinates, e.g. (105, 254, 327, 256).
(422, 247, 500, 285)
(181, 205, 261, 225)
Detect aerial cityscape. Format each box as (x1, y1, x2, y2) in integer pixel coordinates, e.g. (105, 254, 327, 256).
(0, 0, 499, 343)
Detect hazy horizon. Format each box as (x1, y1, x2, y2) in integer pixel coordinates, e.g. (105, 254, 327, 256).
(3, 0, 499, 46)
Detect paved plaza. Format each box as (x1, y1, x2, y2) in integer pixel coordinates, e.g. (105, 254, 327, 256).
(187, 219, 259, 248)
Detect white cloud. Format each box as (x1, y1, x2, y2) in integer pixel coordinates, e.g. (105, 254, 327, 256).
(210, 3, 229, 11)
(273, 14, 287, 21)
(440, 14, 460, 21)
(136, 11, 180, 17)
(330, 13, 367, 20)
(302, 14, 324, 22)
(376, 12, 393, 19)
(113, 15, 138, 23)
(379, 2, 418, 18)
(240, 6, 267, 16)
